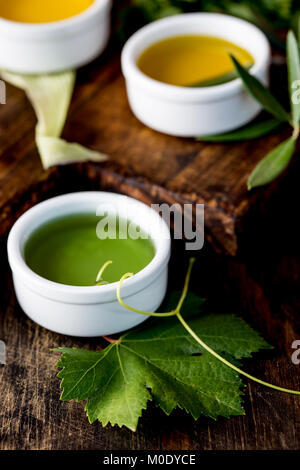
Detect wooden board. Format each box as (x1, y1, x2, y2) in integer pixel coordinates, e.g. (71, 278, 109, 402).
(0, 42, 295, 255)
(0, 185, 300, 449)
(0, 32, 300, 451)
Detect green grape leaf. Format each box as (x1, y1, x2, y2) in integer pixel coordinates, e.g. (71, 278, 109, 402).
(248, 136, 296, 189)
(55, 293, 270, 431)
(196, 118, 282, 142)
(231, 56, 291, 122)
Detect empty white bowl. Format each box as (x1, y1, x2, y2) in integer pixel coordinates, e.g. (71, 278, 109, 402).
(7, 192, 171, 337)
(0, 0, 112, 74)
(121, 13, 271, 137)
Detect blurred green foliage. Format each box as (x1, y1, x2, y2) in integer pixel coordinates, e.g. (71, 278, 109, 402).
(119, 0, 300, 47)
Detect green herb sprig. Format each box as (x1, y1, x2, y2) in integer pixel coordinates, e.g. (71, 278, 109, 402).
(197, 29, 300, 190)
(54, 259, 300, 431)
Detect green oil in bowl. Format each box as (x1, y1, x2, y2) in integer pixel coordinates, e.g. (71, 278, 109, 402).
(24, 213, 155, 286)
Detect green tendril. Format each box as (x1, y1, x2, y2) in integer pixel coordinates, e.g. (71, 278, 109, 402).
(117, 273, 176, 317)
(117, 257, 300, 396)
(95, 260, 113, 286)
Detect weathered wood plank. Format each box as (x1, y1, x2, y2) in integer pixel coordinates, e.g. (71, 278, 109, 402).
(0, 28, 299, 451)
(0, 222, 299, 449)
(0, 45, 296, 256)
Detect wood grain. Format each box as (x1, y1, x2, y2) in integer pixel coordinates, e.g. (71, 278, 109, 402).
(0, 218, 300, 450)
(0, 42, 296, 256)
(0, 27, 299, 450)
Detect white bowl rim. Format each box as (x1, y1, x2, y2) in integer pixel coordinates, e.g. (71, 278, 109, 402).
(7, 192, 171, 304)
(0, 0, 111, 35)
(121, 12, 271, 102)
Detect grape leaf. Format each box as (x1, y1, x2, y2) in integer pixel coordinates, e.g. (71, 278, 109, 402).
(55, 293, 270, 431)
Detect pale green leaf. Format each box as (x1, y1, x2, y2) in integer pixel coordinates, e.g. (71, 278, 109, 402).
(1, 70, 75, 137)
(0, 70, 108, 169)
(36, 136, 107, 169)
(248, 136, 296, 189)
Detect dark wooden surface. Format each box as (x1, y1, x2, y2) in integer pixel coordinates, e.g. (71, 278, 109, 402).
(0, 34, 300, 450)
(0, 40, 294, 255)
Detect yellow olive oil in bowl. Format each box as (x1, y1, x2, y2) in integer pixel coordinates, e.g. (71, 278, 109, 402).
(0, 0, 94, 23)
(137, 35, 254, 87)
(24, 213, 155, 286)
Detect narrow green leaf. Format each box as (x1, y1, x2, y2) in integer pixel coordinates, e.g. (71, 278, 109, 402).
(188, 64, 253, 88)
(231, 56, 291, 122)
(287, 30, 300, 125)
(248, 136, 296, 189)
(196, 118, 282, 142)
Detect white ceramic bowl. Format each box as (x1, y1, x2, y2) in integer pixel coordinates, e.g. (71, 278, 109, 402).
(7, 192, 171, 337)
(121, 13, 271, 137)
(0, 0, 112, 74)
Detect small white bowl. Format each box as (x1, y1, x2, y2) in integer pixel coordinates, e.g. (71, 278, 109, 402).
(121, 13, 271, 137)
(0, 0, 112, 74)
(7, 192, 171, 337)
